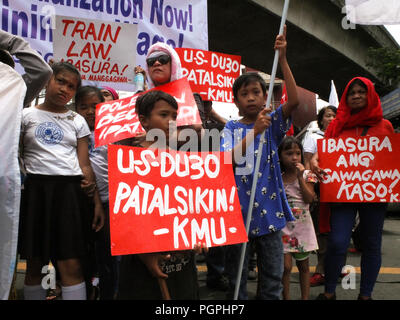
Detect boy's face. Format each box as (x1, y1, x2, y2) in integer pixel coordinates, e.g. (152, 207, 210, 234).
(140, 100, 177, 142)
(234, 81, 267, 119)
(76, 92, 102, 130)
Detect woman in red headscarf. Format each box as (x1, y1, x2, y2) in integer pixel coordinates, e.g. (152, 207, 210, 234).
(311, 77, 394, 300)
(324, 77, 393, 139)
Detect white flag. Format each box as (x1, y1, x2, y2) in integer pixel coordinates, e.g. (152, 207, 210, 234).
(345, 0, 400, 25)
(329, 80, 339, 108)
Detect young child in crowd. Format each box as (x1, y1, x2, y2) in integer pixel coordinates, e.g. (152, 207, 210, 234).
(117, 90, 200, 300)
(220, 26, 299, 300)
(278, 136, 318, 300)
(303, 105, 337, 287)
(19, 62, 104, 300)
(75, 85, 121, 300)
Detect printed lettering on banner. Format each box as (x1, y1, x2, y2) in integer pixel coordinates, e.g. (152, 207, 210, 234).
(1, 1, 208, 91)
(318, 134, 400, 202)
(94, 77, 202, 147)
(176, 48, 241, 103)
(53, 16, 137, 87)
(108, 145, 248, 255)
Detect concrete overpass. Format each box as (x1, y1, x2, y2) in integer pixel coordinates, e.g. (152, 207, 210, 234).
(208, 0, 399, 101)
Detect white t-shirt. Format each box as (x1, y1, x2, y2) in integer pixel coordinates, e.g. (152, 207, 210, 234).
(21, 106, 90, 176)
(303, 130, 325, 154)
(88, 131, 109, 202)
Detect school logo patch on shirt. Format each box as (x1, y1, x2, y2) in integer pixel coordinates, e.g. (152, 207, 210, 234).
(35, 122, 64, 145)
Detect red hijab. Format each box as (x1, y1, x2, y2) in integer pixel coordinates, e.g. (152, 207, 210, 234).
(325, 77, 383, 138)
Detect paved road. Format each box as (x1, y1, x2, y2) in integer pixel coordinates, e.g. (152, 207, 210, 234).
(13, 215, 400, 300)
(197, 215, 400, 300)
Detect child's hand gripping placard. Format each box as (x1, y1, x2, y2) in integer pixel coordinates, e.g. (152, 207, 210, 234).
(108, 145, 248, 255)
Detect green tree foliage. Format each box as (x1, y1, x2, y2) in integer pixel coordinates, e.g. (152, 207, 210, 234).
(366, 47, 400, 92)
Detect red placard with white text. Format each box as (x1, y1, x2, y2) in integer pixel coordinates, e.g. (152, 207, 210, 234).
(318, 134, 400, 202)
(108, 145, 248, 255)
(94, 77, 202, 147)
(175, 48, 241, 103)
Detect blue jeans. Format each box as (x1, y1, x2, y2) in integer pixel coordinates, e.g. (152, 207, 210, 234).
(225, 231, 283, 300)
(324, 203, 386, 297)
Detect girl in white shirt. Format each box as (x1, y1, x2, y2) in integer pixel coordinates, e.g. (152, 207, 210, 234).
(19, 62, 104, 300)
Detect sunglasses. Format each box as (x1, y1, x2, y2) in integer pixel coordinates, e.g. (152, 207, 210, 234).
(146, 54, 171, 67)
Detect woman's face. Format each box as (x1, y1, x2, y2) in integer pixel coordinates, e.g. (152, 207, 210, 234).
(147, 54, 172, 86)
(346, 83, 367, 113)
(321, 108, 336, 131)
(101, 89, 114, 102)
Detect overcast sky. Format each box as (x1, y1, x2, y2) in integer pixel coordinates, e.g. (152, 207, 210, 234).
(385, 25, 400, 46)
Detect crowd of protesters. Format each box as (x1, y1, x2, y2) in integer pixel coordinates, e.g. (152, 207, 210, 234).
(1, 24, 393, 301)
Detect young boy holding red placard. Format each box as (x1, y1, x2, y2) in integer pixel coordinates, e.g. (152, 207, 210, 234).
(220, 26, 299, 299)
(117, 90, 201, 300)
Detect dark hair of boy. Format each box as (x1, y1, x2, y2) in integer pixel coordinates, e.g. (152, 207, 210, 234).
(317, 105, 337, 130)
(51, 61, 82, 89)
(278, 136, 304, 172)
(75, 85, 105, 106)
(135, 90, 178, 117)
(232, 72, 267, 100)
(0, 49, 15, 68)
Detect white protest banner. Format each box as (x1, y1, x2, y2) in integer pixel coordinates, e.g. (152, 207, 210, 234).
(108, 145, 248, 255)
(53, 15, 137, 88)
(345, 0, 400, 25)
(0, 63, 25, 300)
(318, 134, 400, 202)
(1, 0, 208, 91)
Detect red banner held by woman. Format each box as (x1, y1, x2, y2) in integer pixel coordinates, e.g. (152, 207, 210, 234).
(318, 134, 400, 202)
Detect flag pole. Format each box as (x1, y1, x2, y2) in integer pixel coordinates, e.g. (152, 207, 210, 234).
(233, 0, 290, 300)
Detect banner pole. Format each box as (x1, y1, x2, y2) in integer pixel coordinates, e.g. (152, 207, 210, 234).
(233, 0, 290, 300)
